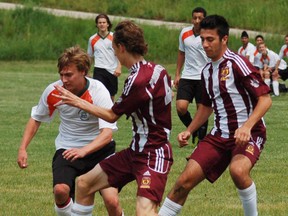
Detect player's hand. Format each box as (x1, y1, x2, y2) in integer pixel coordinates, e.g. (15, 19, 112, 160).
(17, 149, 28, 169)
(177, 131, 191, 148)
(63, 148, 86, 162)
(173, 76, 180, 89)
(114, 69, 121, 77)
(234, 125, 251, 146)
(53, 85, 81, 107)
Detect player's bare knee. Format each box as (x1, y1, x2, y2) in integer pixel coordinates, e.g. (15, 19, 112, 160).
(53, 184, 70, 202)
(103, 195, 120, 209)
(76, 175, 90, 193)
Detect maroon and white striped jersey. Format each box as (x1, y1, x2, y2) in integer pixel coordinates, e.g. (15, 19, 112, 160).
(201, 49, 270, 139)
(112, 60, 172, 152)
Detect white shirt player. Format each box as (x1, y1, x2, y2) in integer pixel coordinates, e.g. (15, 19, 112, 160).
(87, 32, 118, 75)
(31, 77, 117, 150)
(179, 26, 209, 80)
(256, 49, 287, 70)
(238, 42, 256, 64)
(278, 44, 288, 60)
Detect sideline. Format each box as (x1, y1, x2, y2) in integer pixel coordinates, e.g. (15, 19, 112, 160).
(0, 2, 275, 38)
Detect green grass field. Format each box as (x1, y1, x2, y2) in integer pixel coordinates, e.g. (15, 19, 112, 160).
(0, 61, 287, 215)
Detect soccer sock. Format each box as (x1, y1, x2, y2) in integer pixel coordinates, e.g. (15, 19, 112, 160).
(71, 202, 94, 216)
(238, 182, 258, 216)
(198, 120, 208, 140)
(272, 80, 279, 96)
(264, 79, 271, 88)
(178, 111, 192, 127)
(158, 197, 182, 216)
(54, 197, 73, 216)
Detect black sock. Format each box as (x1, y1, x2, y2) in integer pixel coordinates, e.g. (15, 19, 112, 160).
(178, 111, 192, 127)
(198, 120, 208, 140)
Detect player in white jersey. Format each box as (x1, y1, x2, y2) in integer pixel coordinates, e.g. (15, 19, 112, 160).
(54, 21, 173, 216)
(159, 15, 272, 216)
(17, 46, 123, 216)
(275, 34, 288, 81)
(175, 7, 209, 143)
(257, 42, 286, 96)
(87, 14, 121, 101)
(252, 34, 264, 68)
(238, 31, 256, 64)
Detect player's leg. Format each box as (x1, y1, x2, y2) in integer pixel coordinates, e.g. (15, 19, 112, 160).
(159, 159, 205, 215)
(71, 164, 110, 216)
(53, 149, 77, 216)
(229, 155, 257, 216)
(135, 196, 158, 216)
(271, 70, 280, 96)
(101, 187, 123, 216)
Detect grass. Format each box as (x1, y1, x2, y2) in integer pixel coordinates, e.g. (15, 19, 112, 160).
(0, 61, 288, 215)
(3, 0, 288, 34)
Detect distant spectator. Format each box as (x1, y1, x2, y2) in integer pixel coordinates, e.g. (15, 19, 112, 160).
(253, 34, 264, 69)
(258, 42, 286, 96)
(275, 34, 288, 81)
(238, 31, 256, 64)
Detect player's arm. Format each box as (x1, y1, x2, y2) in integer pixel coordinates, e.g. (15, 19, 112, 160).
(53, 85, 120, 123)
(178, 104, 213, 147)
(234, 94, 272, 146)
(17, 118, 41, 169)
(63, 128, 113, 162)
(114, 60, 122, 77)
(174, 50, 185, 87)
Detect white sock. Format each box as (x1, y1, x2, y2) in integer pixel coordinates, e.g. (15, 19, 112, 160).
(272, 80, 279, 96)
(54, 198, 73, 216)
(158, 197, 182, 216)
(264, 79, 271, 88)
(71, 202, 94, 216)
(238, 182, 258, 216)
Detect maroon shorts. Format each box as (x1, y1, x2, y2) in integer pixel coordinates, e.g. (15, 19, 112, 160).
(99, 143, 173, 203)
(188, 132, 266, 183)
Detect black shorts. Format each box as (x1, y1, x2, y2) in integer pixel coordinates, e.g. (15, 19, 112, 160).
(279, 68, 288, 81)
(93, 67, 118, 96)
(176, 79, 202, 103)
(52, 140, 116, 199)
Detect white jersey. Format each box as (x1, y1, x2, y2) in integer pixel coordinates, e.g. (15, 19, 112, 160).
(87, 32, 118, 75)
(238, 42, 256, 64)
(31, 77, 117, 150)
(179, 26, 209, 80)
(278, 44, 288, 59)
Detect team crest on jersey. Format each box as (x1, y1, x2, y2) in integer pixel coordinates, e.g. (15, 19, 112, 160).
(220, 67, 230, 81)
(78, 110, 90, 121)
(250, 79, 260, 88)
(245, 144, 254, 155)
(140, 171, 151, 189)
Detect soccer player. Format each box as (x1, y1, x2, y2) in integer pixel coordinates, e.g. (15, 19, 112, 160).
(174, 7, 209, 143)
(17, 46, 123, 216)
(238, 30, 256, 64)
(159, 15, 272, 216)
(54, 20, 173, 216)
(87, 14, 121, 101)
(257, 42, 286, 96)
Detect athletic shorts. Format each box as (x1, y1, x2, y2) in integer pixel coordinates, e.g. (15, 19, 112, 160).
(93, 67, 118, 96)
(99, 143, 173, 204)
(279, 68, 288, 81)
(52, 140, 115, 199)
(188, 132, 266, 183)
(176, 79, 202, 103)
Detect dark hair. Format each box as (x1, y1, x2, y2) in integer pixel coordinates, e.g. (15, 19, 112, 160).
(241, 31, 249, 38)
(57, 46, 91, 75)
(200, 15, 229, 40)
(95, 14, 112, 31)
(113, 20, 148, 56)
(255, 34, 264, 41)
(192, 7, 207, 17)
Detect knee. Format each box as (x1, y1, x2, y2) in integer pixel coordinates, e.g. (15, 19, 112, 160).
(76, 175, 90, 193)
(54, 184, 70, 203)
(104, 195, 120, 210)
(229, 165, 250, 188)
